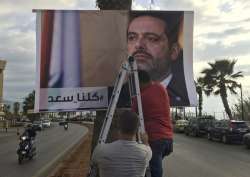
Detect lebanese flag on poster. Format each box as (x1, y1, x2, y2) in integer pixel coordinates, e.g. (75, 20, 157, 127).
(38, 10, 81, 89)
(35, 10, 82, 112)
(49, 10, 81, 88)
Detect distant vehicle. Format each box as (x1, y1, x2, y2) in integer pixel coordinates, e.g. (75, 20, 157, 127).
(32, 121, 43, 131)
(64, 123, 68, 130)
(243, 133, 250, 148)
(51, 118, 60, 122)
(42, 120, 51, 128)
(59, 120, 67, 126)
(185, 116, 215, 137)
(67, 117, 79, 121)
(207, 120, 250, 144)
(174, 119, 189, 133)
(20, 118, 31, 122)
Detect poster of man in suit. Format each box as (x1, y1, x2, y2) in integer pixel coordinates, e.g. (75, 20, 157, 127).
(35, 10, 197, 112)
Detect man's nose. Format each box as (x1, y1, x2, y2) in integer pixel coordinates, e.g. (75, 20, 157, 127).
(135, 37, 146, 50)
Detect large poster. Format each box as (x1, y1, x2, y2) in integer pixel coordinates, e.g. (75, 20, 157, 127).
(35, 10, 197, 112)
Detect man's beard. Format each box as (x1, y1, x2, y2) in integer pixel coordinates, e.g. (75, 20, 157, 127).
(137, 56, 172, 82)
(132, 49, 172, 81)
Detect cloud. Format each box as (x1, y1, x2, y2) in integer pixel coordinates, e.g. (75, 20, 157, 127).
(3, 84, 35, 101)
(218, 1, 233, 12)
(0, 30, 36, 71)
(0, 0, 80, 14)
(1, 0, 250, 111)
(235, 64, 250, 77)
(0, 12, 35, 32)
(74, 0, 96, 9)
(194, 39, 250, 61)
(157, 0, 193, 10)
(132, 1, 147, 10)
(4, 56, 36, 101)
(204, 27, 249, 39)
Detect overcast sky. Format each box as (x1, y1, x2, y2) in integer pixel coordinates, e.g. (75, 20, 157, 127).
(1, 0, 250, 117)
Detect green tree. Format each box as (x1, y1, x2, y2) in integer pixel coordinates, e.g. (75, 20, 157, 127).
(200, 59, 243, 119)
(232, 96, 250, 121)
(13, 102, 20, 115)
(3, 104, 11, 117)
(96, 0, 132, 10)
(195, 77, 204, 117)
(23, 90, 35, 115)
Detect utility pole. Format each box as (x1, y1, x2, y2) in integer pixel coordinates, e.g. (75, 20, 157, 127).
(240, 84, 244, 120)
(183, 107, 186, 119)
(149, 0, 154, 10)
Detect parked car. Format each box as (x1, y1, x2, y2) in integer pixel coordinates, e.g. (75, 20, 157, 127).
(243, 133, 250, 148)
(207, 120, 250, 144)
(174, 119, 189, 133)
(42, 119, 51, 128)
(32, 120, 43, 131)
(185, 116, 215, 137)
(59, 120, 67, 126)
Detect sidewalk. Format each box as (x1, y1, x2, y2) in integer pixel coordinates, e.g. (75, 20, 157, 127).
(48, 123, 93, 177)
(0, 127, 23, 138)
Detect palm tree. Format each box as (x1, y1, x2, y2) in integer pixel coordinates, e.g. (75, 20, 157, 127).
(3, 104, 11, 117)
(195, 77, 204, 117)
(23, 90, 35, 115)
(92, 0, 133, 152)
(200, 59, 243, 119)
(13, 102, 20, 116)
(96, 0, 132, 9)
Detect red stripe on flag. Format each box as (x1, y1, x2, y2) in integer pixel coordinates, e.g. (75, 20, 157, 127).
(40, 10, 54, 88)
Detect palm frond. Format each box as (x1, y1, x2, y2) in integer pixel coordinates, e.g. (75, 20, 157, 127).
(231, 71, 243, 78)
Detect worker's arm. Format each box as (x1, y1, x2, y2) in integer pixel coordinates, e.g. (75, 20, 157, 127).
(140, 132, 149, 146)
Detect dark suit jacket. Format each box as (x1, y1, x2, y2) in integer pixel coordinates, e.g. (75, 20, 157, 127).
(107, 51, 191, 108)
(167, 52, 190, 106)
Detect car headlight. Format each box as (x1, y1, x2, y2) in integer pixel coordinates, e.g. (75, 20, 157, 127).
(21, 136, 27, 141)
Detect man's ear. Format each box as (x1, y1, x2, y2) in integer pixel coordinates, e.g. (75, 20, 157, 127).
(170, 43, 181, 61)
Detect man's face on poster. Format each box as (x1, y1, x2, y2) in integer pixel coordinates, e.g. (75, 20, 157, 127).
(127, 15, 174, 81)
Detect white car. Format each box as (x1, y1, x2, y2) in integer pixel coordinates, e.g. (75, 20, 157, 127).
(42, 120, 51, 128)
(32, 121, 43, 131)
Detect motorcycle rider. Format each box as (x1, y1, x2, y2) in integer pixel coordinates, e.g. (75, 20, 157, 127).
(64, 121, 68, 130)
(21, 125, 36, 151)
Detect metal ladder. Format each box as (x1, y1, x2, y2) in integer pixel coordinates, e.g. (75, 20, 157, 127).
(87, 56, 150, 177)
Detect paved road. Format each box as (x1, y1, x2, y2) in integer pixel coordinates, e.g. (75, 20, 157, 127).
(0, 123, 87, 177)
(164, 133, 250, 177)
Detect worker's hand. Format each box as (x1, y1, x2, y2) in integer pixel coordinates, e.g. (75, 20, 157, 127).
(140, 132, 149, 145)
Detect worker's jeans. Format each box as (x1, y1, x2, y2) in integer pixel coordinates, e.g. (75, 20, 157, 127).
(149, 139, 173, 177)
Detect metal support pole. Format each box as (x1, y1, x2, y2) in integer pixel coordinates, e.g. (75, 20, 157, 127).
(183, 107, 185, 119)
(240, 84, 244, 120)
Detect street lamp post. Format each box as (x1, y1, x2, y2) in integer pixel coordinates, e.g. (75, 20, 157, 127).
(240, 84, 244, 120)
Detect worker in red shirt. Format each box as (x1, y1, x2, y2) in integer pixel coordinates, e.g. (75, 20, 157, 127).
(132, 70, 173, 177)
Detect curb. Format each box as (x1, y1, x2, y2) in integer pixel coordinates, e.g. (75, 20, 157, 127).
(31, 126, 89, 177)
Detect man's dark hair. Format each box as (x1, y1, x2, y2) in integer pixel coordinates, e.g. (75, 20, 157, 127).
(128, 11, 183, 46)
(138, 70, 151, 84)
(118, 110, 139, 135)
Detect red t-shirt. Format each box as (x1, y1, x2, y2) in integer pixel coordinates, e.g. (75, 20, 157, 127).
(132, 81, 173, 141)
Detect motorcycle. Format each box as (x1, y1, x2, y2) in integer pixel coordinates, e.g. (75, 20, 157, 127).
(64, 123, 68, 130)
(17, 135, 36, 164)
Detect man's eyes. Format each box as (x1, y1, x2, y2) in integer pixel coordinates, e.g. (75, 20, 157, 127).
(145, 35, 160, 42)
(127, 34, 161, 43)
(128, 35, 137, 41)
